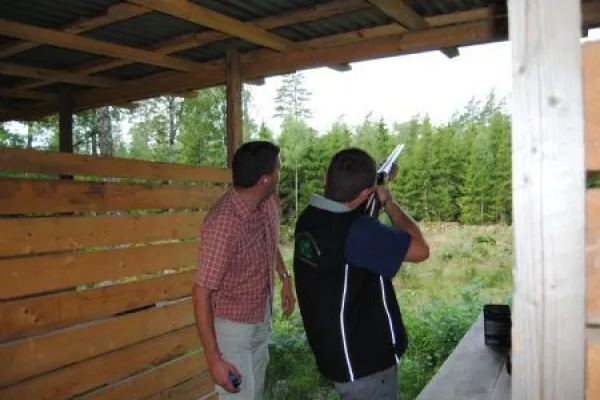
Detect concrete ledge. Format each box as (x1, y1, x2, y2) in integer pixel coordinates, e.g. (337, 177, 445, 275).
(416, 313, 511, 400)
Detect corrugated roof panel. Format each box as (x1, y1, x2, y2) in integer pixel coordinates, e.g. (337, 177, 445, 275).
(175, 38, 261, 63)
(5, 45, 102, 70)
(190, 0, 333, 22)
(81, 12, 208, 48)
(33, 82, 92, 94)
(0, 74, 23, 86)
(273, 8, 392, 42)
(0, 0, 120, 30)
(94, 63, 169, 80)
(405, 0, 496, 17)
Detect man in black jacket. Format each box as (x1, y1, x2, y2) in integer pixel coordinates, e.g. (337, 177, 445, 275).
(293, 148, 430, 399)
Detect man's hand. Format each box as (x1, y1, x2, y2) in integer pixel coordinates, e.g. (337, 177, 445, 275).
(280, 278, 296, 316)
(209, 356, 242, 393)
(374, 186, 394, 205)
(388, 162, 398, 181)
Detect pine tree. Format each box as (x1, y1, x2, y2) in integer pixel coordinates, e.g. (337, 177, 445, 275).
(274, 73, 313, 119)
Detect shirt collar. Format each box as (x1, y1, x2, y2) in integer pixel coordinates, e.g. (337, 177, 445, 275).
(309, 194, 350, 213)
(230, 187, 253, 219)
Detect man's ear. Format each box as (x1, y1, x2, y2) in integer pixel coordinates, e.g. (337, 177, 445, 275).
(359, 187, 373, 202)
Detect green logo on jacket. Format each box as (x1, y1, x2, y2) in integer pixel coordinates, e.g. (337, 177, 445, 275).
(296, 232, 319, 267)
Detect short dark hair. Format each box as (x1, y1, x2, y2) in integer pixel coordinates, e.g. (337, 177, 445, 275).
(232, 141, 280, 188)
(325, 148, 377, 202)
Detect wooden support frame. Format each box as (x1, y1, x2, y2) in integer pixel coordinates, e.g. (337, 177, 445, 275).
(366, 0, 459, 58)
(2, 19, 504, 122)
(0, 62, 119, 88)
(509, 0, 586, 398)
(127, 0, 351, 73)
(0, 19, 207, 72)
(59, 90, 73, 154)
(226, 50, 242, 169)
(0, 3, 148, 58)
(9, 0, 364, 92)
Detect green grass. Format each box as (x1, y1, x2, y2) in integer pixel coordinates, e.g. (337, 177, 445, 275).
(263, 224, 513, 400)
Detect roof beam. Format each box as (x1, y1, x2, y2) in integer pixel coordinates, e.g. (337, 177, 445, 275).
(10, 0, 364, 91)
(126, 0, 351, 71)
(0, 61, 119, 87)
(245, 78, 266, 86)
(0, 3, 148, 58)
(2, 19, 506, 121)
(0, 19, 208, 72)
(0, 89, 57, 101)
(126, 0, 298, 51)
(366, 0, 459, 58)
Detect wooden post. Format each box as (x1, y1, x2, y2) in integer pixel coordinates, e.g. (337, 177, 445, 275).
(509, 0, 586, 399)
(226, 49, 242, 169)
(59, 89, 74, 181)
(59, 89, 73, 154)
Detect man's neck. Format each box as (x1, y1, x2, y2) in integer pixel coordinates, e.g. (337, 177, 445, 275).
(235, 187, 266, 210)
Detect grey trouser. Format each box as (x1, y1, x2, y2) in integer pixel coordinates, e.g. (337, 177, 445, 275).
(214, 299, 272, 400)
(334, 365, 398, 400)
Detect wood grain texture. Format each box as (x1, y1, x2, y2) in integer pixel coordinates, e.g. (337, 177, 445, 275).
(0, 178, 224, 214)
(587, 190, 600, 324)
(0, 326, 200, 400)
(0, 211, 204, 257)
(0, 271, 194, 340)
(0, 241, 197, 300)
(0, 299, 193, 386)
(587, 330, 600, 399)
(145, 374, 214, 400)
(81, 351, 207, 400)
(509, 0, 586, 398)
(584, 40, 600, 171)
(0, 147, 231, 182)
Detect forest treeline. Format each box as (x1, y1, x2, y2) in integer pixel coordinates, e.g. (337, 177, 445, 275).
(1, 73, 512, 235)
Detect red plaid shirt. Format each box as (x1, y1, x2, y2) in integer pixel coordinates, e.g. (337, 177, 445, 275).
(195, 187, 280, 323)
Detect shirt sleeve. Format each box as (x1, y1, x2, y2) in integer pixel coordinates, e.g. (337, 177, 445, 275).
(195, 213, 236, 290)
(344, 216, 412, 278)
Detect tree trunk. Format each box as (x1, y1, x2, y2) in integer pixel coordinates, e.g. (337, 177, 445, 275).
(91, 131, 97, 156)
(96, 107, 113, 157)
(26, 123, 33, 149)
(295, 165, 299, 222)
(168, 97, 176, 164)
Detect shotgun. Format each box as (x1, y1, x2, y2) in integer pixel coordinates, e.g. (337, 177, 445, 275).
(365, 144, 405, 218)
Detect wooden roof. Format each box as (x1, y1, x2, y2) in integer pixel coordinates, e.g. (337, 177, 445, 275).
(1, 0, 599, 122)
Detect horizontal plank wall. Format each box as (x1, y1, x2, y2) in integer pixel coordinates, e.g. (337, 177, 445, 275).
(584, 40, 600, 400)
(0, 148, 229, 400)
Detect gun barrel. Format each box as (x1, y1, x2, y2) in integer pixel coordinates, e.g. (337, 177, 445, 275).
(378, 144, 405, 175)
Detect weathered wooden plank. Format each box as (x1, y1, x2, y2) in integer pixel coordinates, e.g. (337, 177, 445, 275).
(82, 351, 207, 400)
(0, 178, 224, 214)
(584, 40, 600, 171)
(0, 326, 200, 400)
(587, 329, 600, 400)
(0, 211, 205, 257)
(509, 0, 586, 398)
(0, 298, 193, 386)
(0, 147, 231, 182)
(0, 241, 197, 300)
(587, 189, 600, 324)
(585, 326, 600, 400)
(146, 375, 214, 400)
(0, 271, 194, 340)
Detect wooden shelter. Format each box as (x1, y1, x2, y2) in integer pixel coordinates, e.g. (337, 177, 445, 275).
(1, 0, 599, 399)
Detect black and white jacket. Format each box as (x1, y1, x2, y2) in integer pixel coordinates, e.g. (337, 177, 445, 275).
(293, 195, 411, 383)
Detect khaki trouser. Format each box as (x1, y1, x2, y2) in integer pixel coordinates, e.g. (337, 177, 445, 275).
(214, 299, 272, 400)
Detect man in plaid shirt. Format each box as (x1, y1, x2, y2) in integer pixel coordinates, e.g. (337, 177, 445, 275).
(193, 141, 296, 399)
